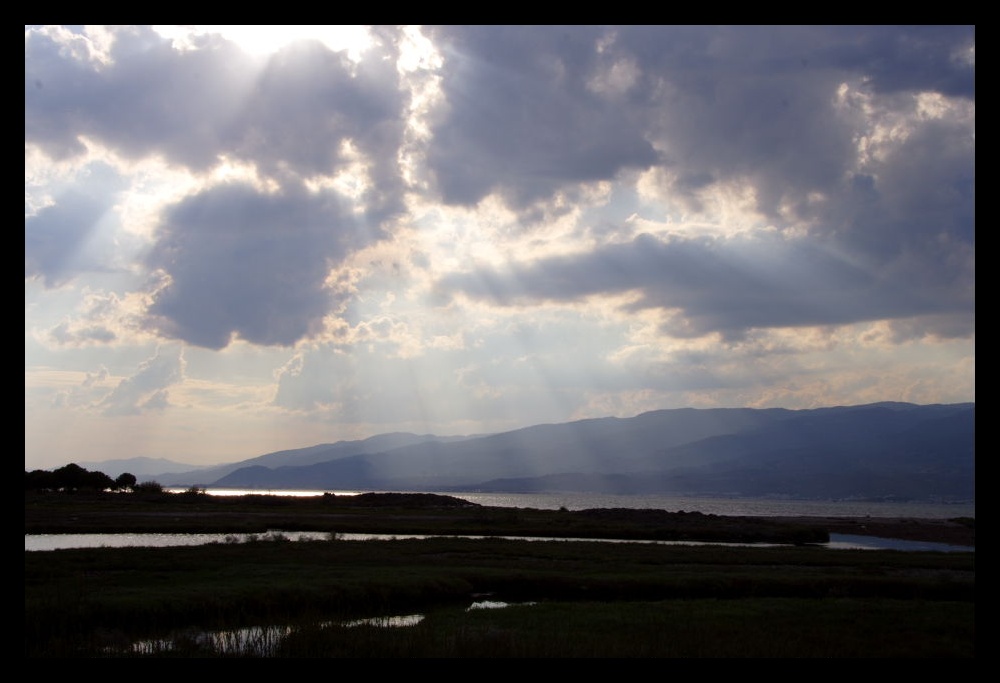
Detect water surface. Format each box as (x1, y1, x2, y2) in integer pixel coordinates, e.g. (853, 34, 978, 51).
(23, 530, 973, 553)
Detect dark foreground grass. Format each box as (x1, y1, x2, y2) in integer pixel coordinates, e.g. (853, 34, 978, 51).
(275, 598, 974, 658)
(25, 536, 974, 658)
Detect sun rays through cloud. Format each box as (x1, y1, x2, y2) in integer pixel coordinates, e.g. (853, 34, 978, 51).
(25, 25, 974, 470)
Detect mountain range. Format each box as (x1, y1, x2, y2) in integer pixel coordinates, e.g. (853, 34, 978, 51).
(92, 402, 974, 502)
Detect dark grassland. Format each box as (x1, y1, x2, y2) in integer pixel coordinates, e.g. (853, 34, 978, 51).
(25, 491, 975, 658)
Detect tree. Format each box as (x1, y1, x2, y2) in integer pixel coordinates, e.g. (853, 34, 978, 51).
(25, 469, 56, 491)
(50, 463, 114, 491)
(115, 472, 137, 491)
(52, 463, 88, 489)
(25, 463, 115, 491)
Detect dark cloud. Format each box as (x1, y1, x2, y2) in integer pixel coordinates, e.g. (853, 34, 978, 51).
(231, 35, 408, 219)
(26, 26, 974, 349)
(798, 116, 974, 319)
(599, 27, 857, 219)
(25, 27, 258, 170)
(616, 26, 973, 221)
(423, 25, 973, 228)
(424, 25, 660, 209)
(436, 231, 973, 341)
(25, 27, 409, 220)
(145, 183, 370, 349)
(854, 118, 975, 253)
(819, 25, 975, 99)
(612, 26, 974, 101)
(424, 26, 973, 341)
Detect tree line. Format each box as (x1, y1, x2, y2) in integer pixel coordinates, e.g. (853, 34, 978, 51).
(24, 463, 162, 493)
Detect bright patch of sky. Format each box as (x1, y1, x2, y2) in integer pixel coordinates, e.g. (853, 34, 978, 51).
(26, 25, 974, 470)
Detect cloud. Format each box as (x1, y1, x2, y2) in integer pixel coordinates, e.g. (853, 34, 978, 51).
(144, 183, 371, 349)
(48, 321, 117, 345)
(422, 25, 974, 342)
(25, 26, 410, 220)
(232, 35, 408, 218)
(424, 26, 660, 210)
(24, 26, 974, 469)
(436, 230, 972, 341)
(26, 26, 257, 169)
(99, 346, 185, 416)
(82, 366, 110, 387)
(609, 25, 973, 221)
(26, 25, 418, 350)
(824, 25, 975, 98)
(24, 162, 127, 287)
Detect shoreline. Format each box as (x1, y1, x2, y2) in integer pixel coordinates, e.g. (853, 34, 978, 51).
(768, 515, 974, 547)
(25, 491, 974, 547)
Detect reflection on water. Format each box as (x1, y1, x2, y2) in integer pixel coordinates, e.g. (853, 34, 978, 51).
(27, 531, 781, 552)
(24, 530, 334, 552)
(826, 534, 974, 552)
(130, 624, 295, 657)
(342, 614, 424, 628)
(128, 609, 459, 656)
(468, 601, 512, 610)
(24, 531, 974, 553)
(467, 600, 536, 610)
(125, 600, 538, 656)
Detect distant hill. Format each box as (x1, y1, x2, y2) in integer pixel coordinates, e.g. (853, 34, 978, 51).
(76, 456, 209, 478)
(147, 432, 477, 487)
(128, 402, 974, 502)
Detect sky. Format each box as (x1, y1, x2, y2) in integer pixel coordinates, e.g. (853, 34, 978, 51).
(25, 25, 975, 471)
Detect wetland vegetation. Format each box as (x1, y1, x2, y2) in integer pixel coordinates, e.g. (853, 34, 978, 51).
(25, 490, 975, 658)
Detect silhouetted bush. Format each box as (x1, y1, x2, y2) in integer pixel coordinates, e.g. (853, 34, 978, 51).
(133, 481, 164, 494)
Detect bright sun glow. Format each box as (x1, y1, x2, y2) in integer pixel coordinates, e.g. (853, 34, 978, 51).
(153, 25, 374, 60)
